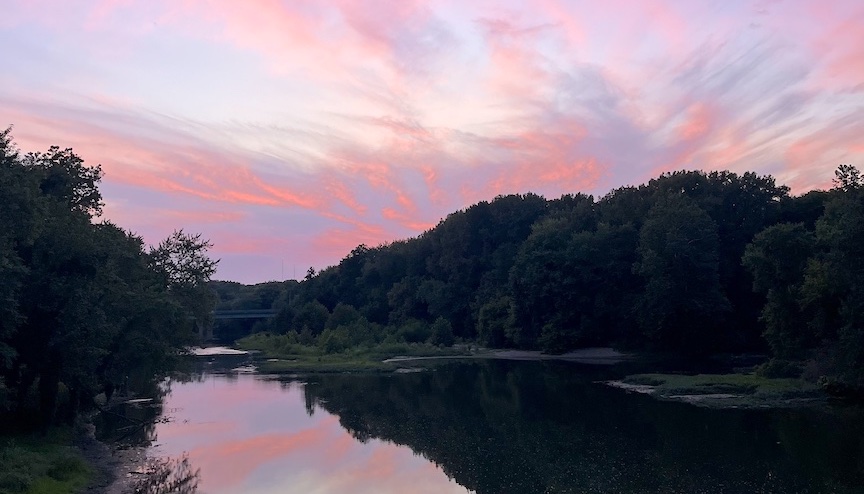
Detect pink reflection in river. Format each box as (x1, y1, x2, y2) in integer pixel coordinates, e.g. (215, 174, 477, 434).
(151, 374, 471, 494)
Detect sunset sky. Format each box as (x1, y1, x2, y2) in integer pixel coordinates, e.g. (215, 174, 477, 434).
(2, 0, 862, 283)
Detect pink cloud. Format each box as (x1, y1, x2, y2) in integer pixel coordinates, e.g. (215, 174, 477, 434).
(325, 178, 368, 216)
(144, 209, 245, 226)
(316, 440, 465, 494)
(381, 208, 435, 231)
(678, 102, 715, 142)
(310, 224, 392, 261)
(323, 433, 356, 464)
(189, 428, 329, 489)
(814, 14, 864, 90)
(4, 0, 864, 282)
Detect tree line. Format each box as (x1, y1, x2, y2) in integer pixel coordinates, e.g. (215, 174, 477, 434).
(0, 128, 218, 429)
(228, 165, 863, 391)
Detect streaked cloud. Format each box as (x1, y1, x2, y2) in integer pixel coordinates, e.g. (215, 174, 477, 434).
(2, 0, 862, 282)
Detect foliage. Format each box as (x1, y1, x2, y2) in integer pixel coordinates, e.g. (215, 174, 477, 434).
(743, 223, 815, 357)
(229, 165, 864, 391)
(430, 317, 455, 347)
(0, 129, 218, 429)
(634, 196, 729, 354)
(149, 231, 218, 289)
(833, 164, 862, 192)
(234, 333, 467, 373)
(0, 429, 90, 494)
(743, 165, 864, 390)
(620, 372, 820, 403)
(756, 359, 804, 379)
(476, 297, 513, 347)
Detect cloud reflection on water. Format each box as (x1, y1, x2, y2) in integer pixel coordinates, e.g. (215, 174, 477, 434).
(152, 374, 470, 494)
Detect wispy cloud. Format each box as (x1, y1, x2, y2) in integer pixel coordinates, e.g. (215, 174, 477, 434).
(2, 0, 863, 282)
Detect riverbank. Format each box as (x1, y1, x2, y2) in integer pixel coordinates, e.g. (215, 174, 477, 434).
(607, 372, 826, 408)
(216, 340, 829, 409)
(0, 424, 149, 494)
(258, 348, 631, 374)
(234, 336, 465, 373)
(77, 430, 147, 494)
(233, 334, 632, 374)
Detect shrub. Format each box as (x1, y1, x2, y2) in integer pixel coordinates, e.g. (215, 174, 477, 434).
(757, 359, 803, 379)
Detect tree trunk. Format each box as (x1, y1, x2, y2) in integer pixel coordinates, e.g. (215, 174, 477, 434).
(38, 361, 60, 429)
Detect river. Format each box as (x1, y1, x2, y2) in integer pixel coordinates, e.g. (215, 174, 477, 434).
(99, 355, 864, 493)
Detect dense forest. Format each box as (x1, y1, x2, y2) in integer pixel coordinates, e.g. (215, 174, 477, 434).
(0, 128, 217, 430)
(221, 165, 864, 391)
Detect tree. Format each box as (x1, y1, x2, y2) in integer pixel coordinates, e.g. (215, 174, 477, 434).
(477, 296, 513, 348)
(149, 230, 219, 339)
(149, 230, 218, 288)
(327, 303, 361, 330)
(430, 317, 455, 347)
(0, 129, 225, 429)
(509, 201, 596, 349)
(23, 144, 103, 217)
(634, 197, 729, 354)
(0, 128, 29, 372)
(800, 170, 864, 388)
(742, 223, 815, 358)
(833, 164, 862, 192)
(293, 301, 330, 335)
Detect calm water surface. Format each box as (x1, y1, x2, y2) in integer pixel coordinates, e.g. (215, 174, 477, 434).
(109, 357, 864, 493)
(150, 373, 466, 494)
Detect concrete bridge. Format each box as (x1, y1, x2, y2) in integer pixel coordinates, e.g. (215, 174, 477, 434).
(196, 309, 278, 340)
(212, 309, 278, 320)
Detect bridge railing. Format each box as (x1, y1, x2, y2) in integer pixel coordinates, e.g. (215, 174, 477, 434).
(211, 309, 278, 320)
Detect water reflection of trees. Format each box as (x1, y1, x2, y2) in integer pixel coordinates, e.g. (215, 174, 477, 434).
(133, 454, 200, 494)
(302, 361, 864, 494)
(94, 379, 170, 447)
(172, 354, 259, 384)
(92, 374, 201, 493)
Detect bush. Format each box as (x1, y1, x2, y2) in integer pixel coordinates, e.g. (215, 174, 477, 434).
(757, 359, 803, 379)
(538, 323, 577, 354)
(0, 434, 90, 494)
(46, 455, 87, 481)
(0, 470, 32, 492)
(318, 328, 350, 354)
(397, 320, 432, 344)
(430, 317, 455, 347)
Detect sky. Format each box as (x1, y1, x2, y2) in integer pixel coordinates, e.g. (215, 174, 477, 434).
(1, 0, 863, 284)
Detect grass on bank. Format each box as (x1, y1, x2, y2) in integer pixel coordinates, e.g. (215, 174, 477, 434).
(622, 372, 823, 405)
(236, 332, 471, 373)
(0, 429, 90, 494)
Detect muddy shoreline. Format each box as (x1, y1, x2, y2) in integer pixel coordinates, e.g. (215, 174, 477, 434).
(76, 425, 147, 493)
